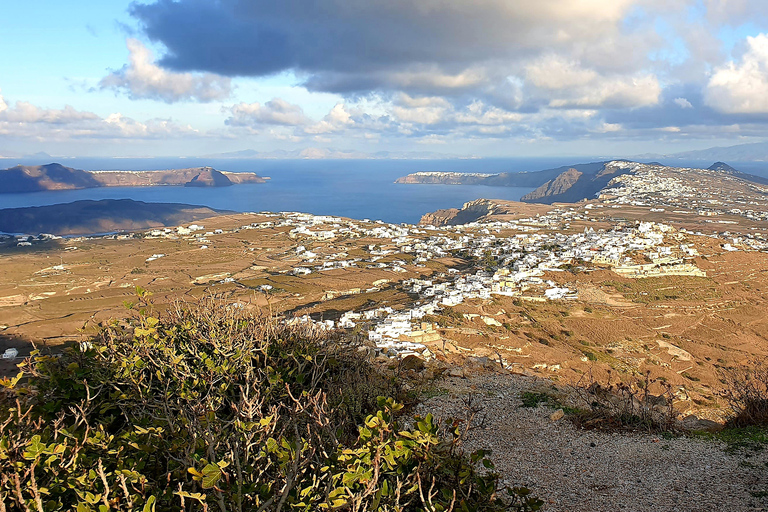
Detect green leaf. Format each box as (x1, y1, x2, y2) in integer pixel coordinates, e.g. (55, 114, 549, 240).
(143, 495, 156, 512)
(201, 463, 222, 489)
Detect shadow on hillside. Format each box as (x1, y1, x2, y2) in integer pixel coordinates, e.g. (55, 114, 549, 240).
(0, 239, 67, 256)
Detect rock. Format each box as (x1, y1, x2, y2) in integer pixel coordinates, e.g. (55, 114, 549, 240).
(467, 356, 490, 367)
(550, 409, 565, 422)
(447, 368, 465, 378)
(481, 316, 503, 327)
(400, 354, 426, 372)
(681, 415, 722, 432)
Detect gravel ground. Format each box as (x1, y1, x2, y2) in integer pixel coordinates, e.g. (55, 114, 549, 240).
(416, 372, 768, 512)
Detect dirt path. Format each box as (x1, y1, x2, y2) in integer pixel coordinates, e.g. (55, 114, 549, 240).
(417, 373, 768, 511)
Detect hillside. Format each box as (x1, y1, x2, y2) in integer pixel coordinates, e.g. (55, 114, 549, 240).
(0, 163, 266, 193)
(519, 161, 635, 203)
(0, 199, 226, 235)
(1, 163, 102, 192)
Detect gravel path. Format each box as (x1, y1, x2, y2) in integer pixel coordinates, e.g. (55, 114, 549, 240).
(417, 373, 768, 511)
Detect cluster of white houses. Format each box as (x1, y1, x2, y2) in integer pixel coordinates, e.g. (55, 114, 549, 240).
(255, 211, 713, 357)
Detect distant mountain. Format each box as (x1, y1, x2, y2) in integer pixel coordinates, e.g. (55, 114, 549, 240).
(519, 162, 635, 203)
(638, 142, 768, 162)
(0, 199, 227, 236)
(0, 163, 266, 193)
(204, 149, 262, 158)
(0, 151, 53, 159)
(204, 147, 470, 159)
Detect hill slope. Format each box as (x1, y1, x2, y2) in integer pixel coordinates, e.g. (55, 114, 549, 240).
(0, 199, 227, 235)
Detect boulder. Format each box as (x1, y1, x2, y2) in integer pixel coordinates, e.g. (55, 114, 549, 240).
(400, 354, 426, 372)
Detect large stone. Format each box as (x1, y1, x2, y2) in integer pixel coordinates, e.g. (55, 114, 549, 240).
(400, 354, 426, 372)
(550, 409, 565, 421)
(681, 414, 722, 432)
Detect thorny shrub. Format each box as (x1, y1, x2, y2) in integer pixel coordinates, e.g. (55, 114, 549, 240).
(0, 293, 542, 512)
(569, 370, 680, 433)
(720, 359, 768, 428)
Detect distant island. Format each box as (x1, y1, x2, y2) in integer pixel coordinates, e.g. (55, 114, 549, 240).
(0, 199, 227, 236)
(0, 163, 267, 193)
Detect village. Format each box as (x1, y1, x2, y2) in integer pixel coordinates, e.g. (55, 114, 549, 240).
(5, 205, 721, 362)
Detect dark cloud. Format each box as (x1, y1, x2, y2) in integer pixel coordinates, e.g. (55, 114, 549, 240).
(129, 0, 646, 91)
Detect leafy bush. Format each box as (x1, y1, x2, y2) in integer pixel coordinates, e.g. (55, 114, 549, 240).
(0, 295, 541, 511)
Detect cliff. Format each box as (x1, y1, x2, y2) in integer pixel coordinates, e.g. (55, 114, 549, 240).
(521, 168, 582, 201)
(520, 161, 634, 204)
(1, 163, 102, 193)
(419, 198, 551, 226)
(0, 164, 266, 193)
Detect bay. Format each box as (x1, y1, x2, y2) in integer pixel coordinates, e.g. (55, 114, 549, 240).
(0, 157, 579, 224)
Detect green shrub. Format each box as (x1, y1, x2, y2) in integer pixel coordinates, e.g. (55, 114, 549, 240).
(0, 296, 541, 511)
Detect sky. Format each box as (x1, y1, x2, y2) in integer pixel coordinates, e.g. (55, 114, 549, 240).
(2, 0, 768, 158)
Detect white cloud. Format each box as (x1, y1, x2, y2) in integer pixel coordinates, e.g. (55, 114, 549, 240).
(546, 75, 661, 109)
(454, 101, 523, 125)
(101, 39, 232, 103)
(227, 99, 310, 127)
(304, 104, 356, 134)
(526, 56, 597, 90)
(0, 91, 197, 140)
(705, 34, 768, 114)
(674, 98, 693, 109)
(391, 94, 452, 124)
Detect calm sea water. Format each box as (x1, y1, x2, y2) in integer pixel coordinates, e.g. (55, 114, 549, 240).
(3, 156, 765, 224)
(0, 157, 575, 224)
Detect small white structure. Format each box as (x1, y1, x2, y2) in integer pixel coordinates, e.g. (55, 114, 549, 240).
(2, 348, 18, 360)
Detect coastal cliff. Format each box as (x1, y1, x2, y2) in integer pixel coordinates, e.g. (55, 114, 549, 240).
(419, 198, 551, 226)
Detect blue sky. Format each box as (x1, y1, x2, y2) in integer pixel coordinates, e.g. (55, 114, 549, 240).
(2, 0, 768, 158)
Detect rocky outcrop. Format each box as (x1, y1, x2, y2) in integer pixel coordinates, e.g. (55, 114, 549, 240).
(184, 168, 233, 187)
(0, 163, 266, 193)
(419, 208, 461, 226)
(419, 199, 500, 226)
(418, 198, 553, 226)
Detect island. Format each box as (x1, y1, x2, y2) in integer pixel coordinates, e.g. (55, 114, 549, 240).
(0, 163, 267, 193)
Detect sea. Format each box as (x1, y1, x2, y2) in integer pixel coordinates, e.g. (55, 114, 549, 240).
(2, 156, 767, 225)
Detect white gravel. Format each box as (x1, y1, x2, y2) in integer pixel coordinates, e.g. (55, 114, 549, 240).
(416, 372, 768, 512)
